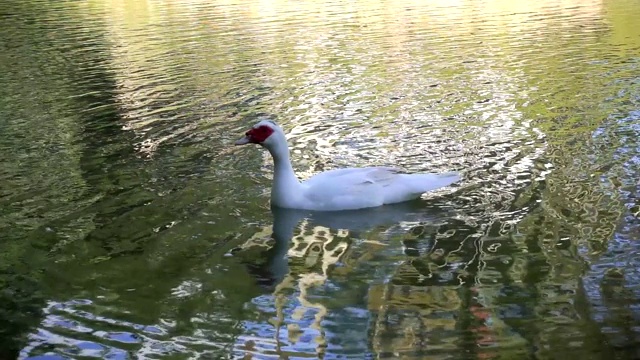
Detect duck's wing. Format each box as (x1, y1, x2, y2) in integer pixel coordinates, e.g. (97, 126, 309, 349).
(303, 167, 402, 189)
(301, 167, 404, 208)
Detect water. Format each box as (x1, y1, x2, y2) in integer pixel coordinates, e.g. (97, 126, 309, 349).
(1, 0, 639, 358)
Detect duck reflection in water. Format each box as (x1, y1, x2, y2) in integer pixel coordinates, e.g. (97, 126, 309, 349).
(230, 201, 469, 358)
(234, 201, 450, 290)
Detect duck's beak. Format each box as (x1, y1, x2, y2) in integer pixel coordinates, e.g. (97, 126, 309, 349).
(234, 135, 251, 145)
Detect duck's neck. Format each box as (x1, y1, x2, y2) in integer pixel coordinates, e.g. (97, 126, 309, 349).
(268, 144, 302, 208)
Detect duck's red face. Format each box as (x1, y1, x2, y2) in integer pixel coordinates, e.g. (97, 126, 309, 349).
(235, 125, 274, 145)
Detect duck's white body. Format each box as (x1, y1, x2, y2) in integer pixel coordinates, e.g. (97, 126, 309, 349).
(274, 166, 460, 211)
(236, 120, 461, 211)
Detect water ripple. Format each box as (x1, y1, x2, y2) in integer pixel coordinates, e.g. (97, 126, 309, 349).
(2, 0, 640, 358)
(21, 298, 236, 359)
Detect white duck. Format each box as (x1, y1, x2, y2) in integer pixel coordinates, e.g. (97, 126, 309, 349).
(235, 120, 461, 211)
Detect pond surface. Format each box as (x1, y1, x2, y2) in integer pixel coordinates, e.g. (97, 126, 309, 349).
(1, 0, 640, 359)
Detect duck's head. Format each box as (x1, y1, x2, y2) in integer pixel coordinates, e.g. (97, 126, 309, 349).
(235, 119, 287, 153)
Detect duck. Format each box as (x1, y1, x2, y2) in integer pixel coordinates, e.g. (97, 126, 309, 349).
(235, 119, 461, 211)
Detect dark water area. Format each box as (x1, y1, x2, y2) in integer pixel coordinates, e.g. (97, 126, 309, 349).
(1, 0, 639, 358)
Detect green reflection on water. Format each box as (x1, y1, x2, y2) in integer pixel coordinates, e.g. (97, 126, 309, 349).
(1, 0, 639, 358)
